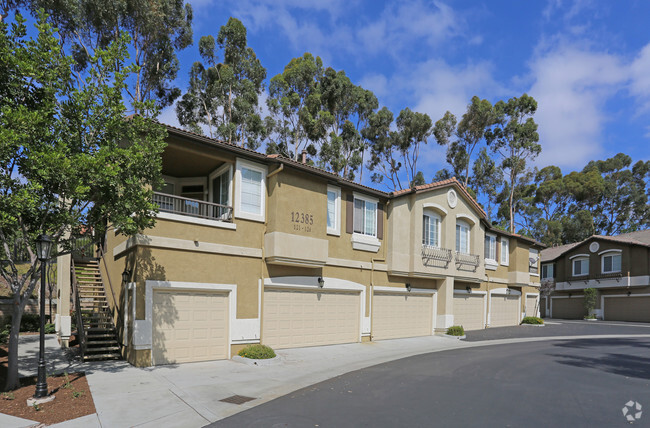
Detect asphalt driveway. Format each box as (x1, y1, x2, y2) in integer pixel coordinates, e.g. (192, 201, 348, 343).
(212, 320, 650, 428)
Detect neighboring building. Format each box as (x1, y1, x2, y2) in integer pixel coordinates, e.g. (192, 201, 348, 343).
(540, 231, 650, 321)
(56, 125, 544, 367)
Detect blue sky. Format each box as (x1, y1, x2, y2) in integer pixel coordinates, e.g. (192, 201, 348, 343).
(158, 0, 650, 179)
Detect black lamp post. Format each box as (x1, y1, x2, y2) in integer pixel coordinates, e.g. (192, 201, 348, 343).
(34, 234, 52, 399)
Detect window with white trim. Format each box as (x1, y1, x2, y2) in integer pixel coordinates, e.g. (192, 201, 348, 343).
(601, 252, 621, 274)
(423, 212, 441, 248)
(572, 257, 589, 277)
(327, 186, 341, 235)
(353, 196, 377, 237)
(500, 237, 509, 265)
(541, 263, 554, 279)
(529, 248, 539, 274)
(235, 159, 266, 222)
(456, 220, 470, 254)
(484, 234, 497, 262)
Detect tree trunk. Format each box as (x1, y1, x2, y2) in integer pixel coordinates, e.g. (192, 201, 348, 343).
(509, 178, 515, 233)
(4, 302, 24, 391)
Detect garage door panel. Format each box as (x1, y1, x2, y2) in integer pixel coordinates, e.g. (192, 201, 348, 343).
(263, 289, 360, 350)
(525, 296, 538, 317)
(453, 294, 485, 331)
(605, 297, 650, 322)
(153, 291, 229, 365)
(490, 295, 520, 327)
(372, 293, 433, 341)
(552, 297, 584, 319)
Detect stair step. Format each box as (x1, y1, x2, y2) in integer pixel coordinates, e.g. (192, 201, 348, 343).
(86, 339, 119, 345)
(83, 353, 121, 361)
(85, 345, 120, 352)
(87, 333, 116, 339)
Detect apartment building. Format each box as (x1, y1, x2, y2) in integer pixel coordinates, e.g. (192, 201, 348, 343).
(56, 125, 544, 366)
(540, 231, 650, 321)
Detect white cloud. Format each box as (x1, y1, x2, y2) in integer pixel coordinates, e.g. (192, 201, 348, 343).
(527, 45, 628, 169)
(630, 43, 650, 113)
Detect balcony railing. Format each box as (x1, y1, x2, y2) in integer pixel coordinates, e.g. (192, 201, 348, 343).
(153, 191, 233, 222)
(455, 251, 480, 270)
(421, 246, 453, 267)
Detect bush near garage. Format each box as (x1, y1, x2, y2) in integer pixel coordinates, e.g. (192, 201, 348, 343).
(446, 325, 465, 336)
(521, 316, 544, 325)
(238, 344, 276, 359)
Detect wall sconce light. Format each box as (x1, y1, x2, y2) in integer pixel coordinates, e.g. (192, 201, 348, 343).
(568, 292, 572, 298)
(506, 288, 511, 295)
(122, 269, 131, 284)
(406, 283, 412, 292)
(317, 277, 325, 288)
(466, 286, 472, 293)
(627, 290, 631, 296)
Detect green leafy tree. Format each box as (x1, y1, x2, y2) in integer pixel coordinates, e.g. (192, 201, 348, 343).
(318, 67, 378, 180)
(0, 13, 165, 391)
(486, 94, 541, 233)
(18, 0, 193, 112)
(471, 148, 503, 221)
(266, 53, 326, 161)
(434, 96, 496, 187)
(367, 108, 432, 191)
(176, 18, 267, 149)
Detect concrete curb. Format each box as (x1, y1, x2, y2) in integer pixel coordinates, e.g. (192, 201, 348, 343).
(232, 355, 281, 366)
(442, 334, 466, 339)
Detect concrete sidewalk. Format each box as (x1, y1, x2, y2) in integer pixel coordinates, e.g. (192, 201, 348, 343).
(5, 328, 650, 427)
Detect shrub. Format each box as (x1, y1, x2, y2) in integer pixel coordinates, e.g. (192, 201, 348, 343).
(521, 316, 544, 325)
(43, 323, 56, 334)
(446, 325, 465, 336)
(238, 344, 276, 359)
(584, 288, 597, 317)
(20, 313, 40, 332)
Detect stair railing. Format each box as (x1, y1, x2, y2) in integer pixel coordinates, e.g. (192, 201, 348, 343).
(70, 259, 86, 360)
(98, 244, 123, 348)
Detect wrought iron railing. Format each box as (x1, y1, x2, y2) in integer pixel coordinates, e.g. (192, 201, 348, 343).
(454, 251, 480, 268)
(70, 259, 86, 360)
(153, 192, 233, 222)
(71, 234, 95, 260)
(421, 246, 453, 263)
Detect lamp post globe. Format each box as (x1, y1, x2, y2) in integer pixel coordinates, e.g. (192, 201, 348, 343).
(34, 234, 52, 399)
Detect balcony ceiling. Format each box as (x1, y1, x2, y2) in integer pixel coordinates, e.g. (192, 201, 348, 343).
(162, 141, 232, 177)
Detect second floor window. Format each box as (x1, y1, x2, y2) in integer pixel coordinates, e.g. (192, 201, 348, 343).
(572, 257, 589, 276)
(541, 263, 554, 279)
(456, 220, 470, 254)
(327, 186, 341, 235)
(354, 197, 377, 237)
(422, 213, 440, 247)
(241, 167, 263, 215)
(529, 248, 539, 274)
(602, 252, 621, 273)
(500, 237, 509, 265)
(484, 234, 496, 261)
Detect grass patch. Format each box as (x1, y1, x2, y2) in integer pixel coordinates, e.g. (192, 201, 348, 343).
(446, 325, 465, 336)
(521, 316, 544, 325)
(238, 344, 276, 359)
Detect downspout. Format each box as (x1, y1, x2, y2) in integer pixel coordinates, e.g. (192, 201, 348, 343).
(485, 273, 491, 329)
(370, 258, 385, 341)
(266, 163, 284, 180)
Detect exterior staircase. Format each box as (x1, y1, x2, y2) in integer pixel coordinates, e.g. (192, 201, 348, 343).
(72, 260, 122, 361)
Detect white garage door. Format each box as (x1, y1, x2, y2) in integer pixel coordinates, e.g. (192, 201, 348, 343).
(263, 288, 360, 349)
(525, 296, 538, 317)
(490, 295, 520, 327)
(453, 294, 485, 331)
(152, 290, 229, 365)
(372, 292, 433, 340)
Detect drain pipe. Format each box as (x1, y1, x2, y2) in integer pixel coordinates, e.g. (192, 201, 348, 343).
(485, 273, 491, 329)
(266, 163, 284, 179)
(370, 258, 385, 340)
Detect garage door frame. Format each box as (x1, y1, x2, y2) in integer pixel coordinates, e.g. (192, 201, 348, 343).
(488, 288, 521, 327)
(602, 293, 650, 322)
(372, 286, 437, 340)
(550, 294, 583, 319)
(525, 293, 540, 318)
(263, 276, 367, 342)
(143, 280, 237, 363)
(453, 289, 487, 330)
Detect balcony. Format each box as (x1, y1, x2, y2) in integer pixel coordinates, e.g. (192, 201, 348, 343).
(153, 192, 233, 222)
(555, 271, 644, 291)
(455, 251, 480, 271)
(421, 245, 453, 268)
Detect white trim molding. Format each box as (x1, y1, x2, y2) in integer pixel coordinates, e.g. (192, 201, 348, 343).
(264, 276, 369, 336)
(598, 249, 622, 256)
(569, 253, 589, 260)
(490, 287, 522, 296)
(235, 158, 268, 223)
(455, 213, 477, 225)
(453, 289, 487, 295)
(351, 233, 381, 253)
(373, 285, 437, 295)
(422, 202, 448, 216)
(555, 275, 649, 291)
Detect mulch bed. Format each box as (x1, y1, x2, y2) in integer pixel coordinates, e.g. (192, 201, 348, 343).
(0, 343, 97, 425)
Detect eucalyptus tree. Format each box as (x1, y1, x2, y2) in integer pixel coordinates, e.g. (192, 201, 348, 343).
(11, 0, 193, 112)
(434, 96, 496, 187)
(486, 94, 541, 233)
(176, 17, 267, 149)
(0, 13, 166, 391)
(266, 53, 326, 161)
(318, 67, 378, 180)
(367, 107, 432, 191)
(470, 148, 503, 221)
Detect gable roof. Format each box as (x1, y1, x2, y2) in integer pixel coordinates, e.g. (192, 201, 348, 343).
(540, 230, 650, 262)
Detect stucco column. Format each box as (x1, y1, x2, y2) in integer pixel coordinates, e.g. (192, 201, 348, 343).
(436, 276, 454, 331)
(56, 252, 71, 347)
